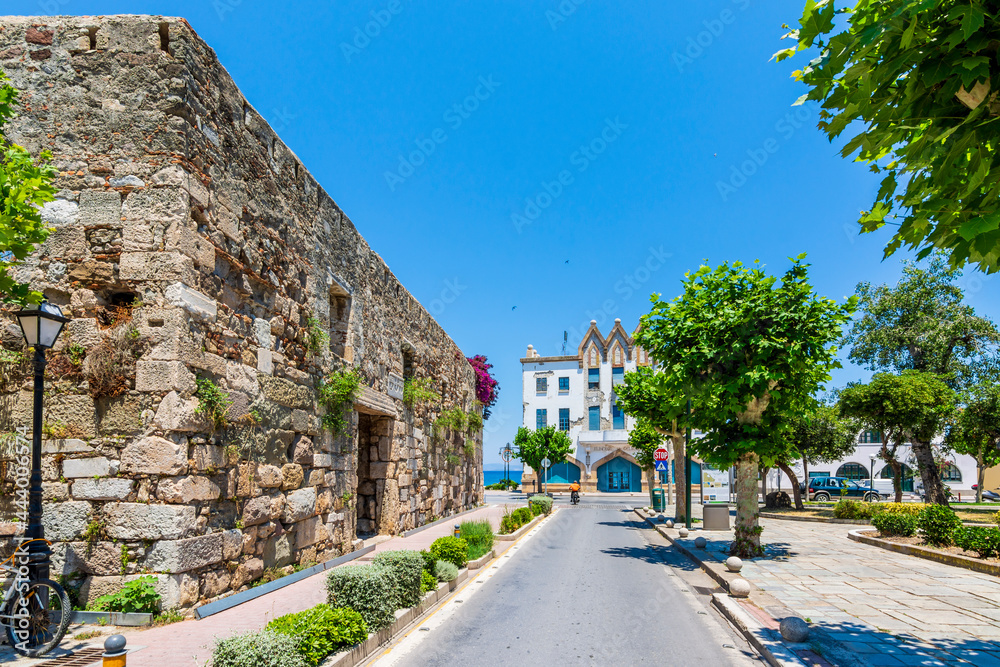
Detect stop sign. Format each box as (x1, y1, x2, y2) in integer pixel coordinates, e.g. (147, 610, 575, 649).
(653, 447, 669, 462)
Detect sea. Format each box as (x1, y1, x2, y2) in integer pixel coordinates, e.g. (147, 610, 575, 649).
(484, 469, 521, 486)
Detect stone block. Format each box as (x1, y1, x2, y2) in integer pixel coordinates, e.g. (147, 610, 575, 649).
(97, 395, 146, 435)
(136, 360, 196, 393)
(295, 516, 328, 549)
(165, 222, 215, 270)
(263, 533, 292, 568)
(41, 198, 79, 226)
(257, 348, 272, 375)
(242, 493, 280, 527)
(281, 463, 303, 490)
(122, 187, 187, 226)
(42, 438, 93, 454)
(41, 501, 92, 541)
(313, 454, 333, 469)
(145, 533, 224, 573)
(291, 436, 314, 465)
(231, 557, 263, 589)
(192, 444, 225, 471)
(121, 436, 187, 475)
(160, 573, 199, 610)
(157, 475, 220, 503)
(306, 469, 324, 487)
(257, 464, 283, 488)
(104, 502, 196, 540)
(253, 318, 272, 348)
(236, 462, 260, 498)
(201, 568, 232, 598)
(119, 251, 196, 283)
(43, 481, 70, 501)
(165, 282, 217, 322)
(222, 529, 242, 560)
(79, 189, 122, 226)
(63, 456, 110, 478)
(259, 376, 311, 410)
(65, 318, 100, 348)
(153, 391, 210, 432)
(72, 478, 133, 501)
(282, 486, 317, 523)
(227, 362, 259, 396)
(61, 541, 122, 576)
(47, 394, 97, 438)
(291, 409, 309, 433)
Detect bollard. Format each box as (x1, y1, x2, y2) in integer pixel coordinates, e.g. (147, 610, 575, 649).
(103, 634, 127, 667)
(454, 524, 461, 538)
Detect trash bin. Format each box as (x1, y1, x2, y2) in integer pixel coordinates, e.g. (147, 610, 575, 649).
(651, 488, 665, 512)
(703, 503, 730, 530)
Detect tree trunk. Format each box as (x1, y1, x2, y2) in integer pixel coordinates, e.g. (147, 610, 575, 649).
(645, 467, 655, 500)
(731, 451, 763, 558)
(672, 435, 686, 522)
(760, 465, 769, 501)
(890, 458, 903, 503)
(778, 462, 803, 510)
(666, 441, 674, 505)
(802, 458, 809, 499)
(911, 438, 949, 505)
(978, 453, 985, 504)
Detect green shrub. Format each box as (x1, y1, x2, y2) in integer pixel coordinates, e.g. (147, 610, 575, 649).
(832, 499, 862, 519)
(954, 526, 1000, 559)
(90, 575, 160, 614)
(420, 570, 438, 594)
(529, 496, 553, 516)
(459, 519, 495, 561)
(211, 630, 308, 667)
(872, 511, 917, 537)
(326, 565, 396, 631)
(917, 504, 963, 547)
(418, 549, 437, 574)
(434, 560, 458, 582)
(430, 536, 468, 568)
(993, 509, 1000, 526)
(372, 550, 424, 608)
(266, 604, 368, 666)
(511, 507, 533, 525)
(879, 502, 924, 517)
(499, 512, 519, 535)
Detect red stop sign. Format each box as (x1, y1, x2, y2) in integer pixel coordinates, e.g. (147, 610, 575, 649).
(653, 448, 669, 462)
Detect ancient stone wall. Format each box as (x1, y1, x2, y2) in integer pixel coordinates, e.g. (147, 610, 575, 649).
(0, 15, 483, 610)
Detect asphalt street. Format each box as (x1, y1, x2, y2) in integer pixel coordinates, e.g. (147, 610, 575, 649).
(382, 494, 762, 667)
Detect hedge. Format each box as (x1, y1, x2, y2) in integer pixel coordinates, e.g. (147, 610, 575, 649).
(211, 630, 308, 667)
(372, 550, 425, 608)
(326, 565, 397, 632)
(266, 604, 367, 666)
(430, 536, 468, 568)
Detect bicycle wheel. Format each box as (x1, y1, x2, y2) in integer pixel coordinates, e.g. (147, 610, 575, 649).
(4, 578, 72, 657)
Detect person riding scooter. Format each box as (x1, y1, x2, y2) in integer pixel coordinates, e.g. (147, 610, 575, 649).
(569, 481, 581, 505)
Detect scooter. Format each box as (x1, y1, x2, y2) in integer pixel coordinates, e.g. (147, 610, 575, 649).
(570, 489, 580, 505)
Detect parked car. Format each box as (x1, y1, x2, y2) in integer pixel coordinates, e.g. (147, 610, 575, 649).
(807, 476, 886, 502)
(970, 485, 1000, 502)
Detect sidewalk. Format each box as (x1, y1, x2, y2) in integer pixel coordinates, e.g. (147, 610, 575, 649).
(9, 505, 509, 667)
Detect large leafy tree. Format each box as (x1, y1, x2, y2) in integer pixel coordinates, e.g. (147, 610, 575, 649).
(840, 371, 958, 504)
(844, 254, 999, 386)
(947, 380, 1000, 502)
(777, 1, 1000, 273)
(0, 70, 55, 305)
(513, 426, 572, 493)
(636, 256, 854, 557)
(628, 418, 665, 500)
(617, 366, 692, 520)
(779, 402, 859, 509)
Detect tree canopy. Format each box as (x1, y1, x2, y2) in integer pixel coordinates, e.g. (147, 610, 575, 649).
(785, 402, 859, 467)
(777, 1, 1000, 273)
(628, 419, 664, 471)
(947, 380, 1000, 501)
(616, 365, 689, 437)
(0, 70, 55, 305)
(513, 426, 572, 490)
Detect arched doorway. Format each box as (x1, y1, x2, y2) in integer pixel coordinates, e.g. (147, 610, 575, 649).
(880, 463, 914, 492)
(546, 460, 582, 484)
(836, 462, 869, 481)
(596, 455, 642, 492)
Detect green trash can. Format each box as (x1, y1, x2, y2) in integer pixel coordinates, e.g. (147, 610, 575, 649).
(651, 488, 665, 512)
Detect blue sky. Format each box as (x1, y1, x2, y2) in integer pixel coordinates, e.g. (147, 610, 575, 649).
(15, 0, 997, 466)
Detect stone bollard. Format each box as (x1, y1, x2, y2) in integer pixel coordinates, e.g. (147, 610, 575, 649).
(725, 556, 743, 573)
(103, 635, 127, 667)
(694, 536, 707, 549)
(779, 617, 810, 643)
(665, 519, 674, 528)
(678, 527, 689, 538)
(729, 578, 751, 598)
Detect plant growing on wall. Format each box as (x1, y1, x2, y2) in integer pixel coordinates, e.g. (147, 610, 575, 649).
(467, 355, 499, 419)
(0, 69, 56, 306)
(87, 319, 149, 399)
(305, 315, 329, 356)
(403, 377, 439, 407)
(195, 376, 232, 430)
(318, 368, 362, 436)
(433, 407, 467, 444)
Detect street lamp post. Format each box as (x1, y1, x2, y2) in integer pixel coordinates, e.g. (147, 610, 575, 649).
(870, 455, 877, 503)
(16, 301, 69, 582)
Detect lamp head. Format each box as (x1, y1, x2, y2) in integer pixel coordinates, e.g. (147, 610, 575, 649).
(16, 301, 70, 350)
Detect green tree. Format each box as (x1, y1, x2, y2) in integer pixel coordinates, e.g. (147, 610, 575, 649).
(839, 371, 958, 504)
(628, 418, 665, 497)
(0, 70, 56, 305)
(777, 1, 1000, 273)
(779, 402, 859, 509)
(617, 366, 692, 520)
(947, 381, 1000, 502)
(513, 426, 572, 493)
(636, 256, 854, 557)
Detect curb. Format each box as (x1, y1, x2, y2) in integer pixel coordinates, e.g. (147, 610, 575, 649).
(849, 528, 1000, 576)
(70, 610, 152, 626)
(495, 513, 545, 542)
(759, 512, 869, 525)
(711, 594, 809, 667)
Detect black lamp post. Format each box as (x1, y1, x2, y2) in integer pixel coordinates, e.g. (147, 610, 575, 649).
(870, 455, 877, 503)
(15, 301, 69, 581)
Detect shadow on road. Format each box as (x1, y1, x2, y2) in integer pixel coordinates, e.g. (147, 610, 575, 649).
(600, 544, 702, 571)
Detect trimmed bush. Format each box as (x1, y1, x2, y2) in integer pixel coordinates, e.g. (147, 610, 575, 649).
(430, 536, 468, 568)
(955, 526, 1000, 559)
(212, 630, 308, 667)
(420, 570, 438, 594)
(434, 560, 458, 582)
(993, 509, 1000, 526)
(878, 502, 924, 517)
(266, 604, 367, 666)
(326, 565, 396, 631)
(872, 511, 917, 537)
(511, 507, 533, 525)
(419, 549, 437, 573)
(372, 550, 425, 608)
(917, 504, 962, 547)
(499, 512, 520, 535)
(529, 496, 553, 516)
(460, 519, 495, 561)
(833, 499, 869, 520)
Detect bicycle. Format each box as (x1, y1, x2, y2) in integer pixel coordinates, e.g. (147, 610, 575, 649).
(0, 538, 71, 657)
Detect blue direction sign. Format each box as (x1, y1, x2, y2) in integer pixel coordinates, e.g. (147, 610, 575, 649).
(654, 460, 668, 472)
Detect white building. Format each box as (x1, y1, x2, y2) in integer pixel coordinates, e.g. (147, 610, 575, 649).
(519, 319, 655, 493)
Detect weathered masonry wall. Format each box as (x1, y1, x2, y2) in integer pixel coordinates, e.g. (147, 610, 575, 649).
(0, 15, 483, 610)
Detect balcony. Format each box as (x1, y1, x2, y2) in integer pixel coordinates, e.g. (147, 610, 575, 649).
(578, 429, 629, 445)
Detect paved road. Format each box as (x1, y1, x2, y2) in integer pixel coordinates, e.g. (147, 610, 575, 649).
(382, 496, 761, 667)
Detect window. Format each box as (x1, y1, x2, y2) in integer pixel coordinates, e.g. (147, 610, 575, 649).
(588, 406, 600, 431)
(535, 377, 547, 393)
(535, 409, 547, 429)
(558, 408, 570, 431)
(836, 462, 869, 481)
(558, 377, 569, 392)
(588, 368, 600, 389)
(612, 399, 624, 429)
(612, 367, 624, 386)
(860, 430, 882, 444)
(941, 464, 962, 482)
(329, 281, 352, 358)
